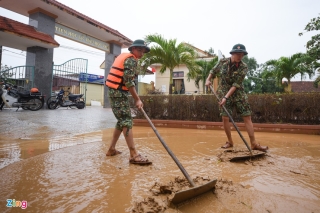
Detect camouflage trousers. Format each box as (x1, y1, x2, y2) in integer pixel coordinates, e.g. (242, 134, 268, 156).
(217, 89, 251, 117)
(108, 89, 132, 134)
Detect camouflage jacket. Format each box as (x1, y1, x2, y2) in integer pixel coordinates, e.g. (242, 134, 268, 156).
(210, 57, 248, 96)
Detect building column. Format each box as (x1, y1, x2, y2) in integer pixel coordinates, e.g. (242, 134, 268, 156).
(104, 43, 121, 108)
(0, 46, 2, 67)
(25, 9, 56, 105)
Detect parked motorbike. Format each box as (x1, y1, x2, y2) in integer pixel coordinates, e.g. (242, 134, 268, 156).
(47, 88, 85, 109)
(2, 82, 45, 111)
(0, 81, 9, 110)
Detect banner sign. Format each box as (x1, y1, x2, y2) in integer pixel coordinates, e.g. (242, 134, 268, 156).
(79, 73, 104, 84)
(55, 23, 110, 52)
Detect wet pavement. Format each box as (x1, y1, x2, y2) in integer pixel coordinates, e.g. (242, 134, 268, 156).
(0, 106, 320, 212)
(0, 106, 117, 140)
(0, 106, 118, 169)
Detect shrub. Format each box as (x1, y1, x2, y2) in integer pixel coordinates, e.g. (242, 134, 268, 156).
(130, 93, 320, 124)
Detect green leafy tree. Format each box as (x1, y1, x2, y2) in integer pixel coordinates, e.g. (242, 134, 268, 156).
(143, 34, 199, 94)
(250, 68, 283, 93)
(263, 53, 315, 92)
(0, 65, 12, 81)
(242, 56, 259, 93)
(204, 47, 214, 56)
(312, 62, 320, 88)
(299, 14, 320, 87)
(187, 57, 218, 94)
(314, 71, 320, 88)
(242, 56, 259, 76)
(299, 14, 320, 60)
(241, 56, 281, 94)
(1, 64, 11, 71)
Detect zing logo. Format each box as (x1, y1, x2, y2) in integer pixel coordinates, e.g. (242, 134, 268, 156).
(6, 199, 28, 209)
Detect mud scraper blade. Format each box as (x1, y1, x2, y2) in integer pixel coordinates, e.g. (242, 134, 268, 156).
(227, 150, 266, 161)
(171, 179, 217, 204)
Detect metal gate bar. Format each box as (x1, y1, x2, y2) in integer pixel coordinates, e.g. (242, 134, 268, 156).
(52, 58, 88, 103)
(0, 66, 35, 90)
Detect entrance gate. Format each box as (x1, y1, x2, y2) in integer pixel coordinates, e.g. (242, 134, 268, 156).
(0, 66, 35, 89)
(52, 58, 88, 103)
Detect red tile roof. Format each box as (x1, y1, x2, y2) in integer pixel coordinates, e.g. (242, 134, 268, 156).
(45, 0, 132, 45)
(291, 81, 320, 93)
(0, 15, 59, 46)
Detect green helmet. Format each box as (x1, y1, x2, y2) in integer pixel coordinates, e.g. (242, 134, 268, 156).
(128, 39, 150, 53)
(229, 43, 248, 55)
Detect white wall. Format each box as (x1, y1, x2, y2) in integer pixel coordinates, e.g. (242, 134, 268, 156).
(154, 65, 204, 95)
(85, 83, 104, 105)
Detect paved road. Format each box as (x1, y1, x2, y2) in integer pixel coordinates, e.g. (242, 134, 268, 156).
(0, 106, 117, 139)
(0, 106, 118, 170)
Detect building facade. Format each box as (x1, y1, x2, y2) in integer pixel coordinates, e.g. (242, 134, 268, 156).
(152, 43, 217, 95)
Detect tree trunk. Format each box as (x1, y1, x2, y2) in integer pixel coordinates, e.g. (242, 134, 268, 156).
(287, 81, 292, 92)
(202, 81, 206, 94)
(169, 69, 173, 94)
(285, 79, 292, 92)
(169, 83, 173, 94)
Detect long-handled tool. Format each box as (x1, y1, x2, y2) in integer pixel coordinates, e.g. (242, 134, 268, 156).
(209, 85, 253, 155)
(140, 107, 217, 204)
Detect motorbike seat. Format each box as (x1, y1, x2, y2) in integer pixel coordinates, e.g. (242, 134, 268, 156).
(18, 91, 31, 97)
(69, 94, 83, 98)
(18, 91, 42, 97)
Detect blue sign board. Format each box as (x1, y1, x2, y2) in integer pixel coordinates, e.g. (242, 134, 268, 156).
(79, 73, 104, 84)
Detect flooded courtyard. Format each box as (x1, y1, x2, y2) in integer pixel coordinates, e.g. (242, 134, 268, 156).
(0, 107, 320, 212)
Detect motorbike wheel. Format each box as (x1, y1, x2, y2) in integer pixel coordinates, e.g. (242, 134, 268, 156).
(46, 96, 57, 109)
(28, 98, 43, 111)
(76, 101, 85, 109)
(48, 101, 58, 110)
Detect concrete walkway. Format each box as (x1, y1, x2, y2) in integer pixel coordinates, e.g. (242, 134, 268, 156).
(0, 106, 118, 170)
(0, 106, 117, 139)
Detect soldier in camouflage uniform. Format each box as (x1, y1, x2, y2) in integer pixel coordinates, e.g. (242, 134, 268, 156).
(205, 44, 268, 152)
(105, 39, 152, 164)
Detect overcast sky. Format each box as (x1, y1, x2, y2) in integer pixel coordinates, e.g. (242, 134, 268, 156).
(1, 0, 319, 82)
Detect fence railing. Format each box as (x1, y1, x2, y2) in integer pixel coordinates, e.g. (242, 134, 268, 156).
(0, 66, 35, 89)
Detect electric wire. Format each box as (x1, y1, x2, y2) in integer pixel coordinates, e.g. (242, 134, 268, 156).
(2, 44, 106, 75)
(59, 45, 105, 56)
(2, 53, 26, 60)
(2, 48, 26, 57)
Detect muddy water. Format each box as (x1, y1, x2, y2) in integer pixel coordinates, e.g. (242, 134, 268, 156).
(0, 127, 320, 212)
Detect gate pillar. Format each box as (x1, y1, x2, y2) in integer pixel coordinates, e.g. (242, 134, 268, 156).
(25, 9, 56, 103)
(104, 43, 121, 108)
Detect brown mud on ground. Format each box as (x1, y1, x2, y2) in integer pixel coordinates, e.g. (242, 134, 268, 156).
(0, 126, 320, 212)
(131, 177, 257, 213)
(132, 176, 213, 212)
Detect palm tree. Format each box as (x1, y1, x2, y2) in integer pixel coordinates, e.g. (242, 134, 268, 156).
(143, 34, 200, 94)
(263, 53, 315, 92)
(187, 57, 218, 94)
